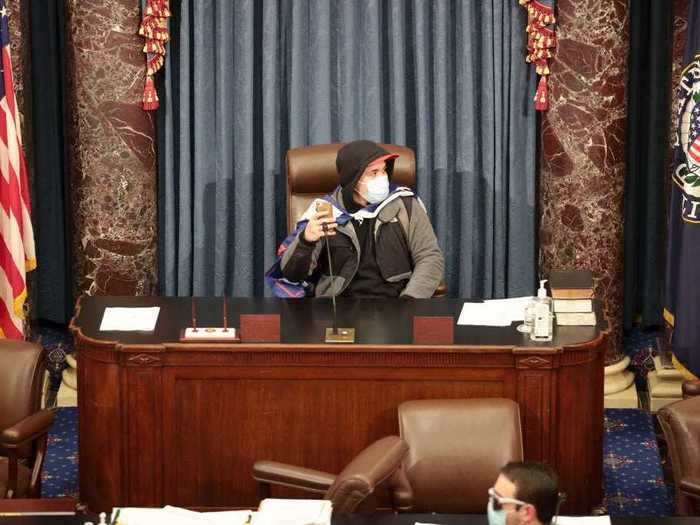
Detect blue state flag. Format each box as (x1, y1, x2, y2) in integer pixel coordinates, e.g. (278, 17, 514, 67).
(665, 0, 700, 377)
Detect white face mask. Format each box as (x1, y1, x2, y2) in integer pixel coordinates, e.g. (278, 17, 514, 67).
(487, 498, 509, 525)
(363, 174, 390, 204)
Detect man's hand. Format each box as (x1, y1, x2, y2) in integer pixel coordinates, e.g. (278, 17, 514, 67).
(303, 209, 337, 242)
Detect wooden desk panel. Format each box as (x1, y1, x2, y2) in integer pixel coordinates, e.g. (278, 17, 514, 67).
(71, 296, 606, 514)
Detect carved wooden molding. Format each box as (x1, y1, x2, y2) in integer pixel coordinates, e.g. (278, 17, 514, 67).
(516, 356, 553, 369)
(126, 353, 162, 366)
(162, 351, 516, 369)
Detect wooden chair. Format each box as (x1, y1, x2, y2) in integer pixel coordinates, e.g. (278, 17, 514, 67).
(0, 341, 55, 498)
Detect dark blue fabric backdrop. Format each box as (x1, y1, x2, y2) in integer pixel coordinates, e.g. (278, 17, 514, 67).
(157, 0, 537, 299)
(665, 0, 700, 376)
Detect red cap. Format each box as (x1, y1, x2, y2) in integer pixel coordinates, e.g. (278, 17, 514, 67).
(366, 153, 399, 170)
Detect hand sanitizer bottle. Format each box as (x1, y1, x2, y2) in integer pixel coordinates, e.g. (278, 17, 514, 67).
(531, 279, 553, 342)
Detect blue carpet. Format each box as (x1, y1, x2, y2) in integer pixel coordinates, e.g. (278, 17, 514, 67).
(42, 407, 79, 498)
(602, 408, 673, 516)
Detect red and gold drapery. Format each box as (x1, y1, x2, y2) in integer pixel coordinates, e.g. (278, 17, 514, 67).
(520, 0, 557, 111)
(139, 0, 170, 110)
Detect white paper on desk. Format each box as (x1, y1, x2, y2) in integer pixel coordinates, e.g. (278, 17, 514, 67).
(111, 507, 201, 525)
(253, 498, 331, 525)
(457, 296, 533, 326)
(112, 506, 255, 525)
(163, 505, 254, 525)
(555, 516, 611, 525)
(99, 307, 160, 331)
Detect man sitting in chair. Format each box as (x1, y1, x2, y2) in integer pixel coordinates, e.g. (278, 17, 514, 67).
(272, 140, 444, 298)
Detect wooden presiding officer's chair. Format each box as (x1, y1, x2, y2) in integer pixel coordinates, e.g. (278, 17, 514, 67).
(0, 340, 55, 498)
(285, 143, 445, 296)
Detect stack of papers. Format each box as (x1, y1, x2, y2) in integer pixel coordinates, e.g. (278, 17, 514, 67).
(110, 499, 332, 525)
(112, 506, 252, 525)
(457, 296, 533, 326)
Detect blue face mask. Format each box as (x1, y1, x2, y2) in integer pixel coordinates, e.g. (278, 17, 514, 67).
(487, 498, 509, 525)
(363, 174, 390, 204)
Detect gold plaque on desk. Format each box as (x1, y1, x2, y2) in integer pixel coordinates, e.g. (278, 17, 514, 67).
(325, 327, 355, 343)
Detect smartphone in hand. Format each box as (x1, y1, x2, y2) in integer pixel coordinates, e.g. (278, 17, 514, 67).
(316, 200, 332, 217)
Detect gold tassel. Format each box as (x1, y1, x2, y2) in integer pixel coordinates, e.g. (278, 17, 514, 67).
(534, 76, 549, 111)
(143, 75, 159, 111)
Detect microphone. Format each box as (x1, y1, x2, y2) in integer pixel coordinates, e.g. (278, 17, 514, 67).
(191, 297, 198, 332)
(321, 222, 340, 336)
(316, 200, 355, 343)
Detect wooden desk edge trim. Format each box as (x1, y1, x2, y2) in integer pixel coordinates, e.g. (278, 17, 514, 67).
(69, 296, 119, 348)
(134, 343, 545, 353)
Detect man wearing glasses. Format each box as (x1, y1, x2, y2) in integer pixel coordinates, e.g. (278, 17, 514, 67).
(488, 462, 561, 525)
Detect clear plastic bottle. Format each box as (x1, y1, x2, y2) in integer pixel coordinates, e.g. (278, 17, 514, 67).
(530, 279, 553, 342)
(517, 300, 535, 333)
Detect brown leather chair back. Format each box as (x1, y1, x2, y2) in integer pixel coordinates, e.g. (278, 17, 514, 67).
(395, 398, 523, 513)
(326, 435, 408, 514)
(682, 379, 700, 399)
(0, 341, 45, 460)
(286, 143, 416, 232)
(659, 396, 700, 515)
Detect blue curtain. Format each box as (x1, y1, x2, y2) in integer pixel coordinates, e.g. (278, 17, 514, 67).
(158, 0, 536, 299)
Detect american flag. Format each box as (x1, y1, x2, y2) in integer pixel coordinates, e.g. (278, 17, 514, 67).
(0, 1, 35, 339)
(688, 99, 700, 165)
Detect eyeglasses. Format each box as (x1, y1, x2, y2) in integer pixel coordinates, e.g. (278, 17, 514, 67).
(488, 487, 529, 511)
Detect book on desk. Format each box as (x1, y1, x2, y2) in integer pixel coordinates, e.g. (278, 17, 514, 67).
(550, 270, 596, 326)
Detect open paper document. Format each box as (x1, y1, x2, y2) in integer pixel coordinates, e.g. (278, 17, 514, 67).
(99, 307, 160, 331)
(457, 296, 533, 326)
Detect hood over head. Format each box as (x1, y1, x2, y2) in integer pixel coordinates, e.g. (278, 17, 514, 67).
(336, 140, 398, 208)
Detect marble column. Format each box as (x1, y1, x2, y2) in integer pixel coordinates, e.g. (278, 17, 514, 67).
(539, 0, 629, 363)
(65, 0, 157, 297)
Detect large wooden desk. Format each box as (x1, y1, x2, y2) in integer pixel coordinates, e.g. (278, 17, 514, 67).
(70, 296, 607, 514)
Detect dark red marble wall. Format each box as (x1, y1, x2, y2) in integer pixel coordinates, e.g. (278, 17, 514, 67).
(64, 0, 157, 296)
(539, 0, 629, 361)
